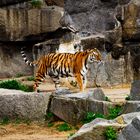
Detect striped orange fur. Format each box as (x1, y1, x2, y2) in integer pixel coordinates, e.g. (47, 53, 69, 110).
(21, 48, 102, 91)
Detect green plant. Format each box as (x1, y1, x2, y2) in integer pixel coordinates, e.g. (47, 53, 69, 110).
(23, 119, 31, 125)
(0, 117, 10, 125)
(57, 122, 72, 132)
(14, 118, 22, 124)
(27, 76, 35, 81)
(15, 73, 24, 78)
(105, 96, 111, 102)
(106, 106, 122, 120)
(45, 112, 54, 120)
(30, 0, 43, 8)
(125, 95, 131, 100)
(47, 122, 54, 127)
(82, 112, 105, 124)
(0, 80, 33, 92)
(68, 133, 75, 138)
(104, 126, 117, 140)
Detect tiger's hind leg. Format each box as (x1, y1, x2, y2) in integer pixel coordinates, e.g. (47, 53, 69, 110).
(83, 75, 87, 90)
(75, 73, 84, 92)
(51, 77, 61, 90)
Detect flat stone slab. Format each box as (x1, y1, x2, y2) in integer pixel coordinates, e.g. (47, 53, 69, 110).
(50, 88, 114, 125)
(0, 89, 52, 120)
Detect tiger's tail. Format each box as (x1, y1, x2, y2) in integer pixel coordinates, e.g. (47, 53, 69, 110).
(21, 47, 37, 66)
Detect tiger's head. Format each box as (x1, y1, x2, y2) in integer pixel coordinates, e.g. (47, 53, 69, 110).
(87, 48, 102, 63)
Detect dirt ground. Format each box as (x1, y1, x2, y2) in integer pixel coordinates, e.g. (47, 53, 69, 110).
(0, 122, 77, 140)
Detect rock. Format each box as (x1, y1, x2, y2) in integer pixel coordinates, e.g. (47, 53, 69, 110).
(45, 0, 64, 7)
(0, 5, 63, 41)
(68, 118, 123, 140)
(0, 0, 29, 6)
(115, 112, 140, 124)
(68, 112, 140, 140)
(0, 44, 33, 78)
(118, 116, 140, 140)
(122, 1, 140, 41)
(0, 89, 52, 120)
(121, 101, 140, 114)
(50, 88, 114, 125)
(130, 80, 140, 100)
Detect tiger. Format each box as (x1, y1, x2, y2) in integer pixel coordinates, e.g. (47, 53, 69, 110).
(21, 47, 102, 92)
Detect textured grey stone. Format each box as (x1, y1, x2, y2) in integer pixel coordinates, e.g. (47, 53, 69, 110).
(118, 116, 140, 140)
(130, 80, 140, 100)
(50, 88, 113, 125)
(0, 89, 51, 120)
(115, 112, 140, 124)
(69, 118, 123, 140)
(122, 101, 140, 114)
(0, 5, 63, 41)
(0, 44, 33, 78)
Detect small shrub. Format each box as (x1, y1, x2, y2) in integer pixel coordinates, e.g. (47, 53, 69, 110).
(125, 95, 131, 100)
(45, 112, 54, 120)
(68, 133, 75, 138)
(27, 76, 35, 81)
(47, 122, 54, 127)
(57, 122, 72, 132)
(104, 126, 117, 140)
(30, 0, 43, 8)
(0, 80, 33, 92)
(14, 118, 22, 124)
(106, 106, 122, 120)
(105, 96, 111, 102)
(23, 119, 31, 125)
(15, 73, 24, 78)
(82, 112, 105, 124)
(0, 117, 10, 125)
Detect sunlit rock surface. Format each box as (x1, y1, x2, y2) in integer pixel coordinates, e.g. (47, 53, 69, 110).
(0, 89, 52, 120)
(0, 5, 63, 41)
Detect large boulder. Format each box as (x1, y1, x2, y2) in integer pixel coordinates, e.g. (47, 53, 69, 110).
(69, 118, 123, 140)
(0, 89, 52, 120)
(69, 112, 140, 140)
(122, 0, 140, 41)
(118, 116, 140, 140)
(130, 80, 140, 100)
(50, 88, 113, 125)
(121, 101, 140, 114)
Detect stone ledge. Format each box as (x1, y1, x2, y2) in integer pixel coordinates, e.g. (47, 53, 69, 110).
(0, 89, 52, 121)
(50, 88, 114, 125)
(0, 6, 63, 41)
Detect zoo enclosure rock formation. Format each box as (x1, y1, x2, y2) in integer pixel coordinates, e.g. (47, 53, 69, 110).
(0, 89, 51, 120)
(50, 89, 114, 125)
(118, 116, 140, 140)
(0, 0, 30, 6)
(0, 4, 63, 41)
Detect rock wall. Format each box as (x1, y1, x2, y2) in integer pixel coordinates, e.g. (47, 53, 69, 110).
(0, 5, 63, 41)
(0, 43, 33, 78)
